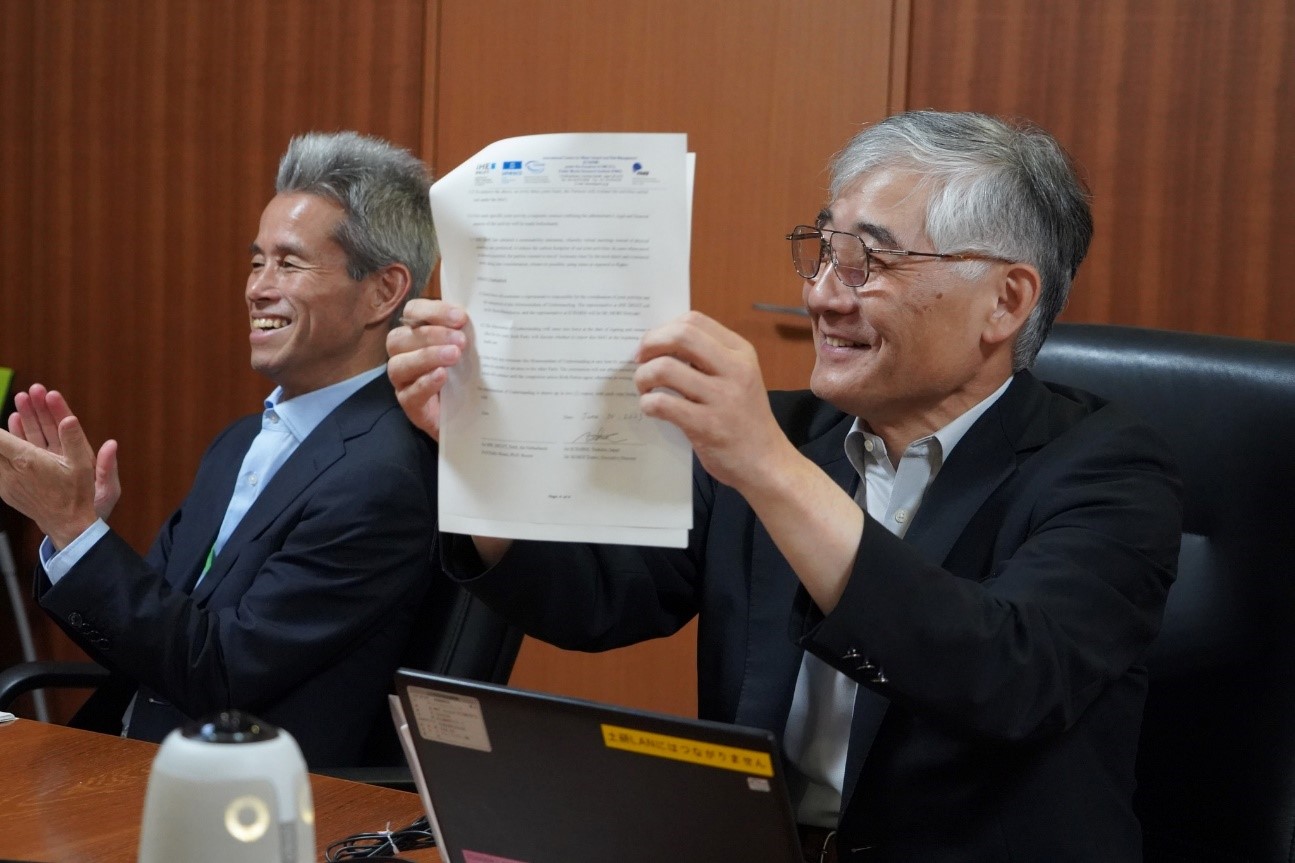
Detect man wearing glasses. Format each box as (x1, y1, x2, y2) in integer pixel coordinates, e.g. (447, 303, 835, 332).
(388, 111, 1182, 861)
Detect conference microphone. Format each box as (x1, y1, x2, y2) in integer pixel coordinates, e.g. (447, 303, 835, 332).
(137, 711, 314, 863)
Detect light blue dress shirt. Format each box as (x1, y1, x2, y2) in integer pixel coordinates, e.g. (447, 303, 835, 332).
(41, 365, 387, 584)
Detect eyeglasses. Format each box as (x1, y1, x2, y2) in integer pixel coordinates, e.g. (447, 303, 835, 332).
(785, 225, 1012, 289)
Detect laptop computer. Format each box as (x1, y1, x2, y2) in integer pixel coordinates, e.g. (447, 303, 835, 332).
(393, 669, 803, 863)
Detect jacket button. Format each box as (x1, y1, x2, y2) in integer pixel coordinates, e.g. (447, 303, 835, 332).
(842, 647, 863, 661)
(68, 612, 84, 627)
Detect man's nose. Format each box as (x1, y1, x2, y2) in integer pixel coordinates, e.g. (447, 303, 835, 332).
(246, 264, 277, 300)
(803, 262, 858, 313)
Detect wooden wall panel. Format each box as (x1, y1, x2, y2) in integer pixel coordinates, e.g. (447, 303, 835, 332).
(903, 0, 1295, 341)
(0, 0, 430, 712)
(431, 0, 901, 715)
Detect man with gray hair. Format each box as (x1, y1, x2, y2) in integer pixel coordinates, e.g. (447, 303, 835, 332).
(0, 131, 440, 767)
(388, 111, 1182, 859)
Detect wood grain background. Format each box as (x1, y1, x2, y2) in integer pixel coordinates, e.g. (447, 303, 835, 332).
(905, 0, 1294, 340)
(2, 0, 1291, 722)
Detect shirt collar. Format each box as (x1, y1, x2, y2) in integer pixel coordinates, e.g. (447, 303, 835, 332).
(264, 365, 386, 442)
(846, 375, 1015, 472)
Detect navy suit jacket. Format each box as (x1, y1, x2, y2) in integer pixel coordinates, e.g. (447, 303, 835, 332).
(448, 372, 1182, 861)
(37, 375, 438, 768)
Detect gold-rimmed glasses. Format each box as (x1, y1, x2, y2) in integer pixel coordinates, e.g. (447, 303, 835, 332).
(785, 225, 1012, 288)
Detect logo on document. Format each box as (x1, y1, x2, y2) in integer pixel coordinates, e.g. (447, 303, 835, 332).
(525, 160, 545, 174)
(632, 161, 650, 176)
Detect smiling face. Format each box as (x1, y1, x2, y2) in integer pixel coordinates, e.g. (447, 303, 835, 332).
(804, 169, 1023, 452)
(247, 192, 389, 400)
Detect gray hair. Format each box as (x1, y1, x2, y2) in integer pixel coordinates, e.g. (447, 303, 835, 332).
(830, 111, 1092, 369)
(276, 131, 437, 325)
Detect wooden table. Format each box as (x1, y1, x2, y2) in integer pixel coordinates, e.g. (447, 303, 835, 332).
(0, 718, 439, 862)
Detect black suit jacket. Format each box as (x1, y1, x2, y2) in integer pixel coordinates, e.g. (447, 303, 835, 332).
(449, 372, 1182, 861)
(37, 375, 438, 768)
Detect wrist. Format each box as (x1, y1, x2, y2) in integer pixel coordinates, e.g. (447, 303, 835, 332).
(473, 535, 513, 568)
(46, 513, 98, 552)
(725, 437, 806, 503)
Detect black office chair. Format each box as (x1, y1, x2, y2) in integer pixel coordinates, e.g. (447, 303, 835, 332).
(403, 563, 524, 687)
(1034, 323, 1295, 863)
(353, 567, 524, 773)
(0, 659, 110, 710)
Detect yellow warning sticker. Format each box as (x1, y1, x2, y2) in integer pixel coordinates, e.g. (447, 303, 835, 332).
(600, 724, 774, 777)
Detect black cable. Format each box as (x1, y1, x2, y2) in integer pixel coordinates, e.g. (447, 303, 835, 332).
(324, 815, 436, 862)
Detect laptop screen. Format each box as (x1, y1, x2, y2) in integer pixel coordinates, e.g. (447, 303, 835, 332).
(395, 669, 802, 863)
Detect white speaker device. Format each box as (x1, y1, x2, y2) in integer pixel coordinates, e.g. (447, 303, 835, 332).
(138, 711, 315, 863)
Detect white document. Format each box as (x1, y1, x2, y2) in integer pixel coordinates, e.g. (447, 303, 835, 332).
(431, 133, 693, 547)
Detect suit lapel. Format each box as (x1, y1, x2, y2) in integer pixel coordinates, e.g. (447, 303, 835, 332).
(902, 373, 1053, 566)
(168, 419, 260, 593)
(190, 377, 392, 603)
(900, 426, 1017, 568)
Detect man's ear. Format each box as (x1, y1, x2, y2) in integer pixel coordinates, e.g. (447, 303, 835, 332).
(984, 262, 1041, 346)
(367, 264, 412, 326)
